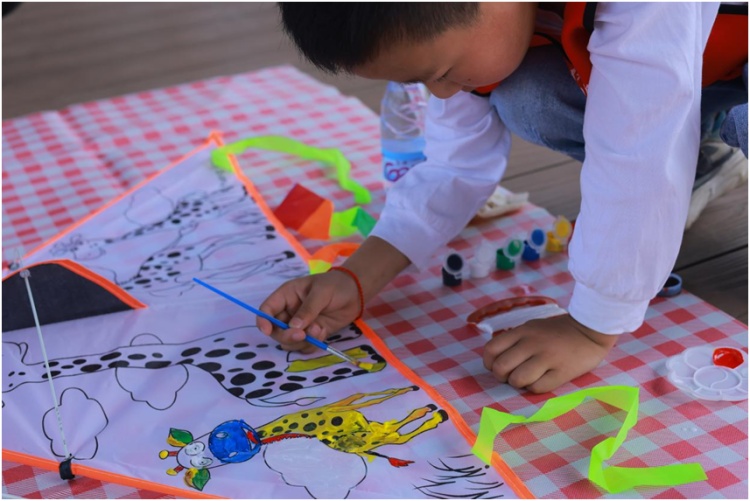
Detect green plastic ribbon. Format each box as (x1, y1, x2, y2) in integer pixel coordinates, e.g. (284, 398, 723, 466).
(211, 136, 371, 205)
(472, 386, 707, 494)
(330, 206, 377, 238)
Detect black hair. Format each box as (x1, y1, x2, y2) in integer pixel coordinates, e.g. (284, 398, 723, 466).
(278, 3, 479, 73)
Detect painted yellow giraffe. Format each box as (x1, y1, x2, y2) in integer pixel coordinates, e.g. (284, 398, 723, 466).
(160, 386, 448, 490)
(255, 385, 448, 465)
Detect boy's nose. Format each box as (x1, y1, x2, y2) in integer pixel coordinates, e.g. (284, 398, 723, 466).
(424, 81, 462, 99)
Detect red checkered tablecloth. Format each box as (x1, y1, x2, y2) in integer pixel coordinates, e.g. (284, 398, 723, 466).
(3, 66, 747, 499)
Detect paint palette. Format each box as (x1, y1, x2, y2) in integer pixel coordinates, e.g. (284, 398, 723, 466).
(666, 346, 748, 401)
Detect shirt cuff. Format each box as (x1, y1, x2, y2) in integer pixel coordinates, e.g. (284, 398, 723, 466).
(567, 281, 650, 335)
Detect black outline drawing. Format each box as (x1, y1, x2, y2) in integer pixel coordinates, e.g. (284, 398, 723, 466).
(47, 183, 305, 297)
(50, 183, 255, 261)
(414, 454, 507, 499)
(4, 325, 386, 409)
(42, 387, 109, 460)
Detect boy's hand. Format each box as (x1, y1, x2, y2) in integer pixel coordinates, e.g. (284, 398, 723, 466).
(258, 270, 361, 353)
(482, 314, 617, 394)
(257, 236, 411, 353)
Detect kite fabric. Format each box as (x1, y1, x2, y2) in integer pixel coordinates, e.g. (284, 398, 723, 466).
(2, 139, 519, 499)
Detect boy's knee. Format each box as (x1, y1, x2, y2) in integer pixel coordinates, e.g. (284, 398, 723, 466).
(490, 59, 552, 137)
(721, 104, 749, 158)
(489, 46, 586, 151)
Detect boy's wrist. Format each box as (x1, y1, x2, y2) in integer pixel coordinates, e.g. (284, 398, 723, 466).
(568, 282, 648, 334)
(328, 266, 365, 319)
(567, 314, 618, 349)
(342, 236, 411, 303)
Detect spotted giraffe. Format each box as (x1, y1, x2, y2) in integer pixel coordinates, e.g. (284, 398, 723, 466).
(50, 184, 257, 261)
(3, 325, 385, 408)
(159, 386, 449, 491)
(113, 232, 296, 297)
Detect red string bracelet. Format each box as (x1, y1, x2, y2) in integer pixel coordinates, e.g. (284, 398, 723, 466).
(328, 266, 365, 320)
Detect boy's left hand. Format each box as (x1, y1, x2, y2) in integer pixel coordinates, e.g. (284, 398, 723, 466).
(482, 314, 617, 394)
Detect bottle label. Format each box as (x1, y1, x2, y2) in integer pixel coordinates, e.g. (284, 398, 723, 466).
(382, 151, 426, 182)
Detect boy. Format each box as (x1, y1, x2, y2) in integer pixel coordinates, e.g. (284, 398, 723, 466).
(259, 3, 748, 393)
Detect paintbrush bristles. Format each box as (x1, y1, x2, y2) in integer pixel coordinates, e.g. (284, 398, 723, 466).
(325, 345, 374, 372)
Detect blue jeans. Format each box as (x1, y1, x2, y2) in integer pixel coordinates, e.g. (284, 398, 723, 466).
(490, 45, 749, 162)
(720, 65, 748, 157)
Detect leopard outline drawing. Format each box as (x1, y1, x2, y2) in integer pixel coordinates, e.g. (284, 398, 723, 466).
(3, 324, 385, 409)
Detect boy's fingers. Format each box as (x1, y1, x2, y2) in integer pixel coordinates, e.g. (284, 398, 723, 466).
(489, 343, 533, 384)
(506, 355, 548, 389)
(259, 280, 309, 319)
(258, 308, 290, 337)
(482, 330, 521, 371)
(259, 282, 307, 337)
(288, 292, 331, 331)
(525, 369, 562, 394)
(256, 317, 272, 336)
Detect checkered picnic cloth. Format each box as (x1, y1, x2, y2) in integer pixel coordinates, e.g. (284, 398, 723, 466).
(3, 66, 747, 499)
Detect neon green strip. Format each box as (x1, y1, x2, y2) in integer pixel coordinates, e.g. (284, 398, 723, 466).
(330, 207, 360, 238)
(472, 386, 707, 494)
(330, 207, 376, 238)
(211, 136, 371, 205)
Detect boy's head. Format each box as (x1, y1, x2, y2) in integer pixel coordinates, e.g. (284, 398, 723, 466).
(279, 2, 536, 99)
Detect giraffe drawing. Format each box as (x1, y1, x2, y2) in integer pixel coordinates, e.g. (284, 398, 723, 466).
(43, 181, 306, 296)
(49, 183, 255, 261)
(158, 386, 448, 492)
(3, 325, 386, 409)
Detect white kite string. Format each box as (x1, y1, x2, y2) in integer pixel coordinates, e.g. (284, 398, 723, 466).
(20, 268, 73, 460)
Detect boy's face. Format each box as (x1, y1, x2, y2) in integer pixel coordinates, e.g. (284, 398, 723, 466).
(354, 3, 537, 99)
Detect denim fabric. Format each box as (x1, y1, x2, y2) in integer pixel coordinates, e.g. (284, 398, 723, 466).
(490, 45, 748, 162)
(490, 45, 587, 162)
(720, 64, 748, 157)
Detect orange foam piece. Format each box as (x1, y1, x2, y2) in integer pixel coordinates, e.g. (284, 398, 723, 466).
(273, 184, 328, 231)
(296, 199, 334, 240)
(310, 242, 360, 263)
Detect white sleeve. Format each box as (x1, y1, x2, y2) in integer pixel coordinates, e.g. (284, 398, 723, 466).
(370, 91, 511, 270)
(568, 2, 720, 334)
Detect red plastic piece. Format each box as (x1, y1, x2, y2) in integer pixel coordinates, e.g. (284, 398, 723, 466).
(273, 184, 333, 240)
(712, 347, 744, 369)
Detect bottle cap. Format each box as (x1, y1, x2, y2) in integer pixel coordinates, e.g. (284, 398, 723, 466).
(505, 239, 524, 260)
(442, 253, 464, 286)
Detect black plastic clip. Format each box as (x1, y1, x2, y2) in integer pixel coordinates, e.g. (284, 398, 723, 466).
(59, 456, 75, 480)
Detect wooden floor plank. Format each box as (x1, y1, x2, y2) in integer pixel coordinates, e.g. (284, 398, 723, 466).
(678, 248, 748, 323)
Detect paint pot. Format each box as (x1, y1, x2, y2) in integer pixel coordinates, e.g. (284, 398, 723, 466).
(546, 216, 573, 253)
(496, 239, 523, 271)
(442, 253, 464, 287)
(522, 228, 547, 262)
(469, 240, 495, 279)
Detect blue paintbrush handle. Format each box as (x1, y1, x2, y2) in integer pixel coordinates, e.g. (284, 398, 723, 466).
(192, 277, 329, 350)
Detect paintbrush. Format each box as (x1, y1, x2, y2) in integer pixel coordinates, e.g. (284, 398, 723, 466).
(192, 278, 373, 371)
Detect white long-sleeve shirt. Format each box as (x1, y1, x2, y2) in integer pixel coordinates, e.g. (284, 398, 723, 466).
(370, 2, 720, 335)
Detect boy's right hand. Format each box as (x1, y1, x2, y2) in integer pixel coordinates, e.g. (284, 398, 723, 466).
(258, 236, 412, 352)
(258, 269, 362, 352)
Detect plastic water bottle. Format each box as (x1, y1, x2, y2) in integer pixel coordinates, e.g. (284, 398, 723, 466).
(380, 82, 429, 182)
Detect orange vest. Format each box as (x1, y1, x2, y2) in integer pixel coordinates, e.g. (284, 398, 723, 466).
(474, 2, 748, 97)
